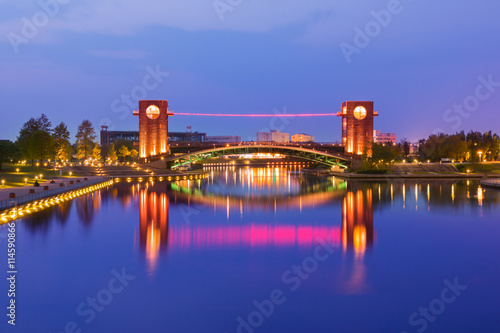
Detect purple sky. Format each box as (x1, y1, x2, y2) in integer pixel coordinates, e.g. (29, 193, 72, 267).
(1, 0, 499, 143)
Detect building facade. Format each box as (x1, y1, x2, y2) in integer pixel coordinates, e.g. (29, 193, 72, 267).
(100, 127, 139, 146)
(134, 100, 172, 158)
(169, 132, 206, 142)
(373, 130, 397, 145)
(256, 130, 289, 143)
(291, 133, 315, 143)
(205, 136, 241, 143)
(337, 101, 378, 155)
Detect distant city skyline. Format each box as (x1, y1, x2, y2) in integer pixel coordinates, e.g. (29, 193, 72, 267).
(1, 1, 499, 143)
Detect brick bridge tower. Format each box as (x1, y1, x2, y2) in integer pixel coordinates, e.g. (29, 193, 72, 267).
(134, 100, 173, 159)
(337, 101, 378, 155)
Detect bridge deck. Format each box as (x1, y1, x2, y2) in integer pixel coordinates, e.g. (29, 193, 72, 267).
(163, 144, 352, 169)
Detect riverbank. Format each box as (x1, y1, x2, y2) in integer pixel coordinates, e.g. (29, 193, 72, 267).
(481, 179, 500, 189)
(331, 172, 500, 180)
(0, 176, 103, 203)
(0, 179, 113, 224)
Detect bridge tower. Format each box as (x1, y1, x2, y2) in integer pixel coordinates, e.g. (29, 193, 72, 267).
(134, 100, 173, 159)
(337, 101, 378, 155)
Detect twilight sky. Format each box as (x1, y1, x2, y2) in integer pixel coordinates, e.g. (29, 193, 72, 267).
(1, 0, 499, 143)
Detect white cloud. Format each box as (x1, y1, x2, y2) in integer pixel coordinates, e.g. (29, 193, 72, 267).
(0, 0, 339, 40)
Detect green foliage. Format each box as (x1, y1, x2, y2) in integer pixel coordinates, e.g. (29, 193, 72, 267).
(30, 130, 54, 161)
(118, 145, 130, 161)
(419, 131, 500, 162)
(75, 120, 96, 159)
(0, 141, 19, 170)
(358, 143, 401, 172)
(129, 149, 138, 160)
(92, 144, 102, 161)
(107, 144, 118, 162)
(53, 122, 71, 162)
(16, 114, 53, 164)
(455, 163, 500, 174)
(113, 139, 134, 151)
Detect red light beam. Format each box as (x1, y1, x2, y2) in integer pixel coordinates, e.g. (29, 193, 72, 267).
(173, 112, 337, 117)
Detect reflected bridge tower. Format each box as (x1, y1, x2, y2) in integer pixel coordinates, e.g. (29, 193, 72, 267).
(342, 183, 374, 256)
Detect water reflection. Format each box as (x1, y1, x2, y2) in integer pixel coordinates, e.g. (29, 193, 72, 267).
(138, 188, 169, 273)
(342, 184, 373, 257)
(14, 167, 500, 277)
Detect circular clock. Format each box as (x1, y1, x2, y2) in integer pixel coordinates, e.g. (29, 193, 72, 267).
(146, 105, 160, 119)
(353, 106, 367, 120)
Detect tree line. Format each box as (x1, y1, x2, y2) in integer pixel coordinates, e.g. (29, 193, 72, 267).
(361, 130, 500, 172)
(0, 114, 138, 169)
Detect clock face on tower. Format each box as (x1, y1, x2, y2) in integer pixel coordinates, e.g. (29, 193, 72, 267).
(353, 106, 367, 120)
(146, 105, 160, 119)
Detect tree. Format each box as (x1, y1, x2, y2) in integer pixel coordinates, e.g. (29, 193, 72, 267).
(16, 114, 53, 165)
(63, 143, 74, 162)
(113, 139, 134, 151)
(361, 143, 401, 171)
(399, 139, 411, 159)
(0, 141, 19, 171)
(75, 120, 96, 160)
(92, 144, 101, 161)
(442, 135, 467, 161)
(30, 130, 54, 162)
(118, 145, 130, 161)
(107, 144, 118, 162)
(53, 122, 71, 163)
(129, 149, 138, 160)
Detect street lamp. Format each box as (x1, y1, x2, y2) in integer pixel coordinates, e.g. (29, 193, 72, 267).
(478, 151, 483, 162)
(69, 172, 72, 177)
(16, 168, 19, 173)
(24, 178, 28, 185)
(39, 174, 43, 179)
(1, 180, 4, 187)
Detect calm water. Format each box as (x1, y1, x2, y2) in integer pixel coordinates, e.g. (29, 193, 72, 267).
(1, 166, 500, 333)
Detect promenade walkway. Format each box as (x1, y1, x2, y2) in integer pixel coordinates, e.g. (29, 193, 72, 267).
(0, 176, 104, 209)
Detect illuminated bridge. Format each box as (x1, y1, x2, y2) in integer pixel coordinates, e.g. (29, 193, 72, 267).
(164, 144, 351, 170)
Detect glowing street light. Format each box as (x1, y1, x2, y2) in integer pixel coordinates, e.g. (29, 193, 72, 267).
(478, 151, 483, 162)
(1, 180, 4, 187)
(16, 168, 19, 173)
(69, 172, 72, 177)
(24, 178, 28, 185)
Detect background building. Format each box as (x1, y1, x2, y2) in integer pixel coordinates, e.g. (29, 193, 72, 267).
(373, 130, 397, 145)
(291, 133, 315, 143)
(337, 101, 378, 155)
(169, 131, 206, 142)
(256, 130, 289, 143)
(100, 127, 139, 146)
